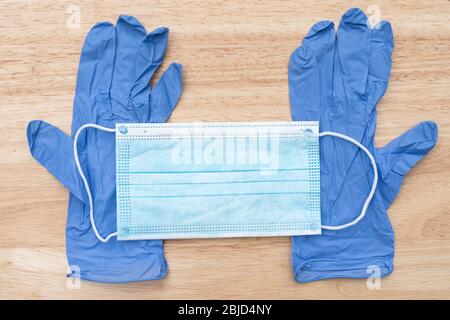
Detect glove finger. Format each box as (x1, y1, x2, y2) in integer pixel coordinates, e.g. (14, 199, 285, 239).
(75, 22, 115, 100)
(148, 63, 182, 123)
(334, 8, 371, 99)
(327, 9, 381, 198)
(130, 27, 170, 106)
(288, 20, 335, 123)
(109, 16, 147, 99)
(376, 121, 438, 207)
(26, 120, 87, 204)
(366, 20, 394, 107)
(289, 46, 318, 121)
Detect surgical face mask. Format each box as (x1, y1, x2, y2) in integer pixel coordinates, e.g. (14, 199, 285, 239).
(74, 122, 377, 242)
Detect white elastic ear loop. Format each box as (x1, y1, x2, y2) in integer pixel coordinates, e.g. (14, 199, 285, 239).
(73, 124, 117, 243)
(318, 131, 378, 230)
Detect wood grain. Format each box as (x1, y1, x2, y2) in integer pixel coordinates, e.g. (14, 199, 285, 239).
(1, 0, 449, 299)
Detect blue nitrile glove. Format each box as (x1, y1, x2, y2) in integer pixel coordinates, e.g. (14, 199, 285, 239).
(26, 16, 182, 283)
(288, 8, 438, 282)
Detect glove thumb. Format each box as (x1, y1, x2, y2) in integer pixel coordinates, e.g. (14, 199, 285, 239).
(376, 121, 438, 208)
(27, 120, 87, 203)
(148, 62, 183, 123)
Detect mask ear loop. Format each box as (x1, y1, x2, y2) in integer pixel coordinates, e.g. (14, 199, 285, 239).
(318, 131, 379, 230)
(73, 124, 117, 243)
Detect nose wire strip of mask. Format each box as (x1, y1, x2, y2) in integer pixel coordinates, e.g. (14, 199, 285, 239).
(73, 124, 379, 242)
(73, 124, 117, 243)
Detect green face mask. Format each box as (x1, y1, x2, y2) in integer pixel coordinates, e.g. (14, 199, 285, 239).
(115, 122, 322, 240)
(74, 121, 377, 242)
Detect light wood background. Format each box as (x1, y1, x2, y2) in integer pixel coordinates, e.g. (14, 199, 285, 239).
(1, 0, 449, 299)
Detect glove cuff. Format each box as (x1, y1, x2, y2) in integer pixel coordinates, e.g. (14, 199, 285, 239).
(294, 257, 393, 283)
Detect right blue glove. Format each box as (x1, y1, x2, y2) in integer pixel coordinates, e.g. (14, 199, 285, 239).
(26, 16, 182, 283)
(289, 8, 438, 282)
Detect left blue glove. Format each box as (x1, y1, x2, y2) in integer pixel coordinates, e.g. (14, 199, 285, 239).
(289, 8, 438, 282)
(26, 16, 182, 283)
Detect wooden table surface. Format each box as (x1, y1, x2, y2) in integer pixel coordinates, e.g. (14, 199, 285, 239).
(1, 0, 449, 299)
